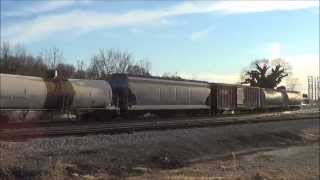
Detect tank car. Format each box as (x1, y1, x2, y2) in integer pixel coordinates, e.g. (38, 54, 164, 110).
(260, 88, 286, 109)
(0, 73, 113, 122)
(68, 79, 112, 109)
(109, 74, 211, 115)
(0, 73, 54, 123)
(286, 91, 303, 109)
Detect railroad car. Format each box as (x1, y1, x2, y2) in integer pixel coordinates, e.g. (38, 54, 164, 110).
(286, 91, 303, 109)
(68, 79, 112, 109)
(0, 73, 113, 122)
(0, 73, 50, 110)
(109, 74, 211, 115)
(260, 88, 286, 109)
(209, 83, 237, 113)
(1, 73, 304, 123)
(236, 86, 261, 110)
(209, 84, 261, 114)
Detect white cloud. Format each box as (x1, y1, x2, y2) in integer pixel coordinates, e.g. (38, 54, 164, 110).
(270, 42, 281, 59)
(2, 1, 319, 43)
(212, 1, 319, 14)
(269, 53, 319, 93)
(190, 28, 212, 41)
(3, 10, 168, 43)
(4, 1, 78, 17)
(263, 42, 318, 93)
(284, 54, 319, 93)
(285, 54, 319, 77)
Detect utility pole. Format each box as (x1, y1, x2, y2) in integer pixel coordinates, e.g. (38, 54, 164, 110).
(308, 76, 313, 102)
(317, 77, 320, 101)
(308, 76, 320, 104)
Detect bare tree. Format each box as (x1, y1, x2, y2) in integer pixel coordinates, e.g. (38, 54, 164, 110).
(33, 55, 49, 77)
(43, 47, 64, 69)
(87, 55, 101, 79)
(73, 60, 86, 79)
(0, 42, 48, 76)
(117, 53, 131, 73)
(77, 60, 85, 71)
(101, 49, 116, 74)
(13, 44, 27, 59)
(137, 59, 151, 73)
(1, 44, 153, 79)
(126, 59, 151, 76)
(162, 72, 183, 80)
(98, 49, 132, 74)
(0, 42, 11, 73)
(56, 63, 75, 80)
(88, 49, 151, 78)
(13, 44, 28, 75)
(0, 42, 10, 61)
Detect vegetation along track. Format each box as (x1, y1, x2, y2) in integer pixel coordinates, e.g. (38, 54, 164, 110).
(0, 109, 318, 141)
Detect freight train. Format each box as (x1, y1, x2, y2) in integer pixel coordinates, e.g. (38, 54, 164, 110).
(0, 73, 303, 123)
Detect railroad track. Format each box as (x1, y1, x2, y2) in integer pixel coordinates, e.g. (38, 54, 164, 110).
(2, 107, 317, 128)
(1, 109, 319, 140)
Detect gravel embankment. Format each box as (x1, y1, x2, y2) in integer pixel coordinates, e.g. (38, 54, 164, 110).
(0, 118, 319, 179)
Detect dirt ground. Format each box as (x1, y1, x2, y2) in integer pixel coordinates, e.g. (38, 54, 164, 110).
(129, 143, 319, 180)
(0, 118, 319, 180)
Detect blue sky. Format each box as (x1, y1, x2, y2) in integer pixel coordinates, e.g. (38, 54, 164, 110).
(1, 0, 319, 92)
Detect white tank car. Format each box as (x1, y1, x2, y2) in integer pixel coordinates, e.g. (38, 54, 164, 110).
(0, 74, 113, 110)
(0, 73, 113, 122)
(260, 88, 285, 109)
(286, 91, 303, 107)
(68, 79, 112, 109)
(0, 73, 48, 109)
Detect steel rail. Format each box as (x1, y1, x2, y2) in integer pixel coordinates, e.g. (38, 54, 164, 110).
(0, 110, 318, 140)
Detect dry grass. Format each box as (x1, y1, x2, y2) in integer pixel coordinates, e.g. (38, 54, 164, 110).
(37, 160, 67, 180)
(0, 148, 18, 179)
(127, 172, 275, 180)
(255, 154, 274, 161)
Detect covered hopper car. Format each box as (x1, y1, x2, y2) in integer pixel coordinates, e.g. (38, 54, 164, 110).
(109, 74, 211, 115)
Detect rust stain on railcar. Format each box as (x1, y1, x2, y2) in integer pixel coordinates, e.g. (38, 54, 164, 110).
(44, 80, 75, 110)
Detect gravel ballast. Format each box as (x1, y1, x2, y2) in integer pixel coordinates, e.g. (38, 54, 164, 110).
(0, 118, 319, 179)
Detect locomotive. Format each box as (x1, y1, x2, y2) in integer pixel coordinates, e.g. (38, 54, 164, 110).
(0, 73, 303, 123)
